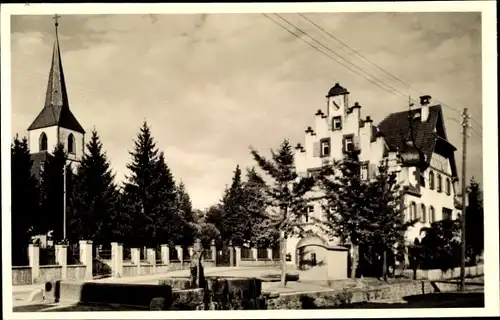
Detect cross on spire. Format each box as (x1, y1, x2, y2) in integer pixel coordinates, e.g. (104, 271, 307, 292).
(53, 14, 61, 29)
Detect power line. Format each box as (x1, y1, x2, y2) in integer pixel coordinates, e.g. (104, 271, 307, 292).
(297, 13, 482, 132)
(270, 13, 418, 104)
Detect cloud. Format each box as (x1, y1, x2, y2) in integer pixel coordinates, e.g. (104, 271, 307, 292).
(10, 12, 483, 209)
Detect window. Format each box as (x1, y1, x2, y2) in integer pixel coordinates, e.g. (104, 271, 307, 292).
(445, 178, 451, 195)
(409, 202, 417, 221)
(332, 116, 342, 130)
(442, 207, 452, 220)
(360, 163, 368, 180)
(39, 132, 48, 151)
(437, 174, 442, 192)
(307, 205, 315, 213)
(421, 204, 426, 223)
(343, 135, 354, 153)
(68, 133, 76, 154)
(429, 206, 435, 223)
(429, 171, 435, 190)
(320, 138, 331, 157)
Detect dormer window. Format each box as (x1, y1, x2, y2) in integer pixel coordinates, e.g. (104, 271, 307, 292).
(343, 135, 354, 153)
(320, 138, 331, 157)
(332, 116, 342, 130)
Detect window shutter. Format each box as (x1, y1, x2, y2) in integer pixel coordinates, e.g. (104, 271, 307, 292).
(313, 142, 321, 157)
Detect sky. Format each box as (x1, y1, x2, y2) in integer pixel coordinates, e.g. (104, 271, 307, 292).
(10, 12, 483, 210)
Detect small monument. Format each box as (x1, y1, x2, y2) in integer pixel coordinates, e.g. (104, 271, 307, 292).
(190, 239, 205, 288)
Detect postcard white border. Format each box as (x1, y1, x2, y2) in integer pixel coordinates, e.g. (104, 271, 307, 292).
(2, 2, 498, 319)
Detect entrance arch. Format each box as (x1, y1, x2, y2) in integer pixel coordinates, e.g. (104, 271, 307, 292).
(296, 235, 328, 271)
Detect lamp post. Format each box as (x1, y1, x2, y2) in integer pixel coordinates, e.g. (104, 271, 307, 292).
(63, 158, 78, 242)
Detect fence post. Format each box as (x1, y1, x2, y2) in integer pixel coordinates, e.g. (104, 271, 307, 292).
(79, 240, 93, 280)
(211, 240, 216, 261)
(131, 248, 141, 276)
(188, 246, 194, 259)
(234, 246, 241, 267)
(175, 245, 183, 264)
(147, 248, 156, 272)
(252, 247, 258, 261)
(229, 241, 234, 267)
(160, 244, 169, 265)
(55, 244, 68, 280)
(111, 242, 123, 278)
(28, 243, 40, 284)
(267, 248, 273, 261)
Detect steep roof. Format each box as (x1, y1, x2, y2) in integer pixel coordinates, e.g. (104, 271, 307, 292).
(27, 27, 85, 134)
(326, 83, 349, 97)
(377, 105, 458, 177)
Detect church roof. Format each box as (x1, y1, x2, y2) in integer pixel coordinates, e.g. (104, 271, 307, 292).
(28, 25, 85, 134)
(377, 105, 458, 177)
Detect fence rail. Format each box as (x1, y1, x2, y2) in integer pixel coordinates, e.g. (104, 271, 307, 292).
(241, 247, 253, 260)
(257, 248, 268, 259)
(39, 247, 56, 265)
(272, 247, 280, 260)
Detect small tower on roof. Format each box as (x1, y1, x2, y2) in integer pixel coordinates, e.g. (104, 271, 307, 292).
(27, 14, 85, 171)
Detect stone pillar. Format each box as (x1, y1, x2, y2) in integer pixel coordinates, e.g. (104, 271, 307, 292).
(111, 242, 123, 278)
(79, 240, 93, 280)
(211, 240, 217, 261)
(228, 241, 234, 267)
(160, 245, 169, 265)
(55, 244, 68, 280)
(28, 244, 40, 284)
(131, 248, 141, 275)
(234, 246, 241, 267)
(175, 245, 183, 263)
(188, 246, 194, 259)
(252, 247, 258, 261)
(267, 248, 273, 261)
(147, 248, 156, 269)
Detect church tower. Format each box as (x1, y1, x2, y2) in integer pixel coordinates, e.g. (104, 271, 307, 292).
(27, 15, 85, 175)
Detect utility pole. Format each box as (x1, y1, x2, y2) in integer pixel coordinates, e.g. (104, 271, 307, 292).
(459, 108, 470, 292)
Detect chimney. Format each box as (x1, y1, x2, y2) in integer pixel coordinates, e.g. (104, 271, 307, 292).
(420, 95, 431, 122)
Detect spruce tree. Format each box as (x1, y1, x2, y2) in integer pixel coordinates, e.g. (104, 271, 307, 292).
(39, 143, 73, 242)
(11, 135, 39, 265)
(67, 130, 120, 245)
(465, 177, 484, 264)
(251, 139, 315, 286)
(317, 151, 415, 279)
(122, 122, 179, 247)
(176, 181, 197, 245)
(220, 165, 248, 246)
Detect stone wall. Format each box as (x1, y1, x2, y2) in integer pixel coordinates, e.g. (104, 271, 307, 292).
(12, 266, 31, 285)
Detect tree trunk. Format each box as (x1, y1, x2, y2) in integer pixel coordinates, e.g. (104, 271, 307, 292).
(382, 249, 388, 282)
(280, 230, 287, 287)
(350, 244, 359, 278)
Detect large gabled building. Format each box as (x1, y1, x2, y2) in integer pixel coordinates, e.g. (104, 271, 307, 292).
(288, 83, 462, 269)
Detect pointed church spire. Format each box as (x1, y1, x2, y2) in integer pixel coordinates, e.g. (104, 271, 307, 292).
(28, 15, 85, 134)
(44, 14, 69, 110)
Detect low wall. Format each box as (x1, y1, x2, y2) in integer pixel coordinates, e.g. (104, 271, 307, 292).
(36, 265, 62, 284)
(398, 264, 484, 280)
(265, 279, 479, 309)
(239, 259, 280, 268)
(12, 266, 32, 285)
(67, 265, 87, 280)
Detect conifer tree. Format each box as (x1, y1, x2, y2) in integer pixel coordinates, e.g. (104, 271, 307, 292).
(39, 143, 73, 242)
(465, 178, 484, 264)
(251, 139, 315, 286)
(176, 181, 197, 245)
(67, 130, 120, 245)
(122, 122, 180, 247)
(11, 135, 39, 265)
(219, 165, 248, 246)
(317, 150, 415, 279)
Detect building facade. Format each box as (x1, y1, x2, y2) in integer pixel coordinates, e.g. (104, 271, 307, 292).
(287, 83, 462, 269)
(27, 20, 85, 178)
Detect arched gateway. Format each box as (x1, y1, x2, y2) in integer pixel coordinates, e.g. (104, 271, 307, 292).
(295, 235, 329, 271)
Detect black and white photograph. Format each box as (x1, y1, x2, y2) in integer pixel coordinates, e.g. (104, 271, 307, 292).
(1, 2, 498, 318)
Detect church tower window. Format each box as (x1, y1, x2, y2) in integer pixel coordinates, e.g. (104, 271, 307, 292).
(68, 133, 75, 154)
(39, 132, 48, 151)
